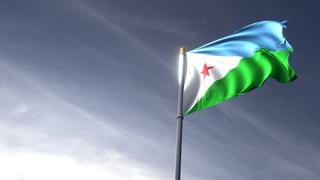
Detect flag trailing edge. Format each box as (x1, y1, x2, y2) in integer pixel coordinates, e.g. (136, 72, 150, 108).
(182, 20, 297, 115)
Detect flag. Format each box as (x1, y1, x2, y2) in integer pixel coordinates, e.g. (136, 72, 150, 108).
(182, 20, 297, 115)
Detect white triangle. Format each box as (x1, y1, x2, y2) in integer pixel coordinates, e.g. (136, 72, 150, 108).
(183, 52, 242, 113)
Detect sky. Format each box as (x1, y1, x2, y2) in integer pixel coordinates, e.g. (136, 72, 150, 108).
(0, 0, 319, 179)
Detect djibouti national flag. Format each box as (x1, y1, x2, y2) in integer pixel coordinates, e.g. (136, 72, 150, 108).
(182, 20, 297, 115)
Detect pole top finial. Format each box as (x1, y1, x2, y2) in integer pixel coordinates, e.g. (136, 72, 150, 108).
(179, 47, 186, 54)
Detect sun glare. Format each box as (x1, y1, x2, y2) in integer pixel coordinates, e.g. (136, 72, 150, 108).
(0, 151, 154, 180)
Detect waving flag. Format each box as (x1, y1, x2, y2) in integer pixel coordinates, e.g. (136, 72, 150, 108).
(182, 21, 297, 115)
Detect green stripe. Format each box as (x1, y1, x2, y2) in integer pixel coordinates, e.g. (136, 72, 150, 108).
(186, 48, 297, 115)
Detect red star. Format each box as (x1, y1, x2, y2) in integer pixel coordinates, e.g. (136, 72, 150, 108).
(201, 63, 214, 80)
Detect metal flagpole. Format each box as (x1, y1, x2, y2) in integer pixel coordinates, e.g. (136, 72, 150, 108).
(175, 47, 187, 180)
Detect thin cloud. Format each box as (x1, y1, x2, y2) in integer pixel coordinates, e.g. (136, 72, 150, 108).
(70, 0, 174, 71)
(0, 60, 172, 179)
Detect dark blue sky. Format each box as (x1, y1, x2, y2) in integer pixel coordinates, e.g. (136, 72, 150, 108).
(0, 0, 319, 179)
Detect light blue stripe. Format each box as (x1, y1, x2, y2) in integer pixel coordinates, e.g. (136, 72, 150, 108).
(189, 21, 292, 57)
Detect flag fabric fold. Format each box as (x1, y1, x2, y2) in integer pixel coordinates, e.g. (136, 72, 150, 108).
(182, 20, 297, 115)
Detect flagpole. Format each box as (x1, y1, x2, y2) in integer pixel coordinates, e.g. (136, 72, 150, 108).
(175, 47, 187, 180)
